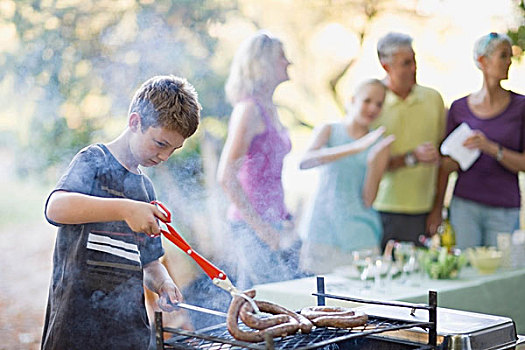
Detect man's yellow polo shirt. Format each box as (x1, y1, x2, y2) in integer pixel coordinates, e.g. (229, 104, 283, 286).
(372, 84, 446, 214)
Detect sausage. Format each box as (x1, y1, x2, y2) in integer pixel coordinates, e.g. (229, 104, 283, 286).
(300, 306, 368, 329)
(247, 301, 313, 334)
(227, 289, 257, 338)
(239, 304, 291, 330)
(309, 311, 368, 328)
(227, 290, 301, 342)
(240, 300, 313, 334)
(240, 318, 299, 342)
(300, 306, 357, 319)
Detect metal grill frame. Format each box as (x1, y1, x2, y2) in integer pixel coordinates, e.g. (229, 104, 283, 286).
(155, 276, 438, 350)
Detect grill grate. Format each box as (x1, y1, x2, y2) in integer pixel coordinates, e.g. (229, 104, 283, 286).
(160, 316, 434, 350)
(155, 277, 438, 350)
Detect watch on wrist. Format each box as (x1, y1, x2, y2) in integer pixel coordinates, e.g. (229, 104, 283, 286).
(404, 152, 417, 167)
(496, 144, 504, 162)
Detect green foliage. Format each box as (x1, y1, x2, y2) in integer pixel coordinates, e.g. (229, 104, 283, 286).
(508, 0, 525, 60)
(508, 26, 525, 54)
(1, 0, 236, 179)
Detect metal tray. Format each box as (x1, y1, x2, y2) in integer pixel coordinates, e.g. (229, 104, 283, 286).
(357, 304, 524, 350)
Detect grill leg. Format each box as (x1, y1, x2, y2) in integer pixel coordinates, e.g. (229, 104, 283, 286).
(316, 276, 326, 306)
(428, 290, 437, 348)
(155, 311, 164, 350)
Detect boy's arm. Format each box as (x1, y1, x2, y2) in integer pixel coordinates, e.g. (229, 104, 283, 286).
(46, 190, 168, 237)
(143, 259, 183, 312)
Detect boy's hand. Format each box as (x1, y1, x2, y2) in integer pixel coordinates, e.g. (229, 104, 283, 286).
(157, 279, 184, 312)
(123, 201, 169, 236)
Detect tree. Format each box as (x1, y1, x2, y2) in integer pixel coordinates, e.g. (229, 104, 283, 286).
(508, 0, 525, 60)
(0, 0, 235, 180)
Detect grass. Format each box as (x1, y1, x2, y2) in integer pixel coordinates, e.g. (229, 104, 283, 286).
(0, 174, 50, 229)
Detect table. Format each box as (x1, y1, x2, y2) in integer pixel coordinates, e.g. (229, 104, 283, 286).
(253, 266, 525, 334)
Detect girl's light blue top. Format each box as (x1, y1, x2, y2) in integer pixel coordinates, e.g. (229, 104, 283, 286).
(301, 122, 382, 252)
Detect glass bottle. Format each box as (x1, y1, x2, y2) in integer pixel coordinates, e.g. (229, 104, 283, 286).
(438, 207, 456, 250)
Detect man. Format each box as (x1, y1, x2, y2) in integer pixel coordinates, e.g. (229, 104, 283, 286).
(373, 32, 446, 250)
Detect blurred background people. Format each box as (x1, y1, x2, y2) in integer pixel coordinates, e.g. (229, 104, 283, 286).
(373, 32, 446, 250)
(427, 32, 525, 249)
(298, 79, 395, 274)
(217, 31, 300, 290)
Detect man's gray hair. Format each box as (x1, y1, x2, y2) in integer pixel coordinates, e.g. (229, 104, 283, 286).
(377, 32, 413, 64)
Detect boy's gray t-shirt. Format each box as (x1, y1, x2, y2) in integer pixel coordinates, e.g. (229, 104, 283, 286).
(41, 144, 164, 350)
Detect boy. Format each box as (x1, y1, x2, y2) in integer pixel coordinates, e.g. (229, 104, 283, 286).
(41, 75, 201, 349)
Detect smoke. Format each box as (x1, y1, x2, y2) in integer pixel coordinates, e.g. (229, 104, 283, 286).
(7, 1, 306, 337)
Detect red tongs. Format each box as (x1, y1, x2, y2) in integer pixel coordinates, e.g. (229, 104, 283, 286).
(151, 200, 240, 295)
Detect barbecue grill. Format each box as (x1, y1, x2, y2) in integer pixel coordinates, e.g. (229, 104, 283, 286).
(154, 276, 525, 350)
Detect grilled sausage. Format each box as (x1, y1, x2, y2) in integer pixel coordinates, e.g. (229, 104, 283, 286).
(227, 290, 300, 342)
(300, 306, 368, 328)
(239, 305, 290, 330)
(300, 306, 357, 319)
(240, 300, 313, 333)
(308, 312, 368, 328)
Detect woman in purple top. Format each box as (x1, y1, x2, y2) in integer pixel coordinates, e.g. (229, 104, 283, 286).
(428, 33, 525, 248)
(217, 31, 299, 289)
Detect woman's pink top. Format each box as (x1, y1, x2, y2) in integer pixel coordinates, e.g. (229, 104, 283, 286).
(228, 99, 292, 222)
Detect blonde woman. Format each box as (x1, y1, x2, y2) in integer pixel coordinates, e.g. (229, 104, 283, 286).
(217, 31, 299, 289)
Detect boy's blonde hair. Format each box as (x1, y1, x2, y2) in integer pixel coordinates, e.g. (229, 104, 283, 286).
(129, 75, 201, 138)
(225, 31, 284, 104)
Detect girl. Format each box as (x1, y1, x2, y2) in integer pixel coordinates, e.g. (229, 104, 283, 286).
(299, 79, 395, 274)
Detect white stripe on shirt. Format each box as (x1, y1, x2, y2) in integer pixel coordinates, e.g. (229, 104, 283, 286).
(88, 233, 139, 252)
(87, 232, 140, 263)
(87, 242, 141, 263)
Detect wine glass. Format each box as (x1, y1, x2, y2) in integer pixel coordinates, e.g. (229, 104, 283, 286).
(373, 256, 384, 291)
(414, 248, 428, 283)
(352, 250, 373, 292)
(394, 241, 415, 284)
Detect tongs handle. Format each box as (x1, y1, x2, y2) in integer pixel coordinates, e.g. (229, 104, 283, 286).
(151, 201, 230, 284)
(164, 225, 228, 281)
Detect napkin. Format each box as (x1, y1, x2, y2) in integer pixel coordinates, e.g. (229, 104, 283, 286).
(440, 123, 480, 171)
